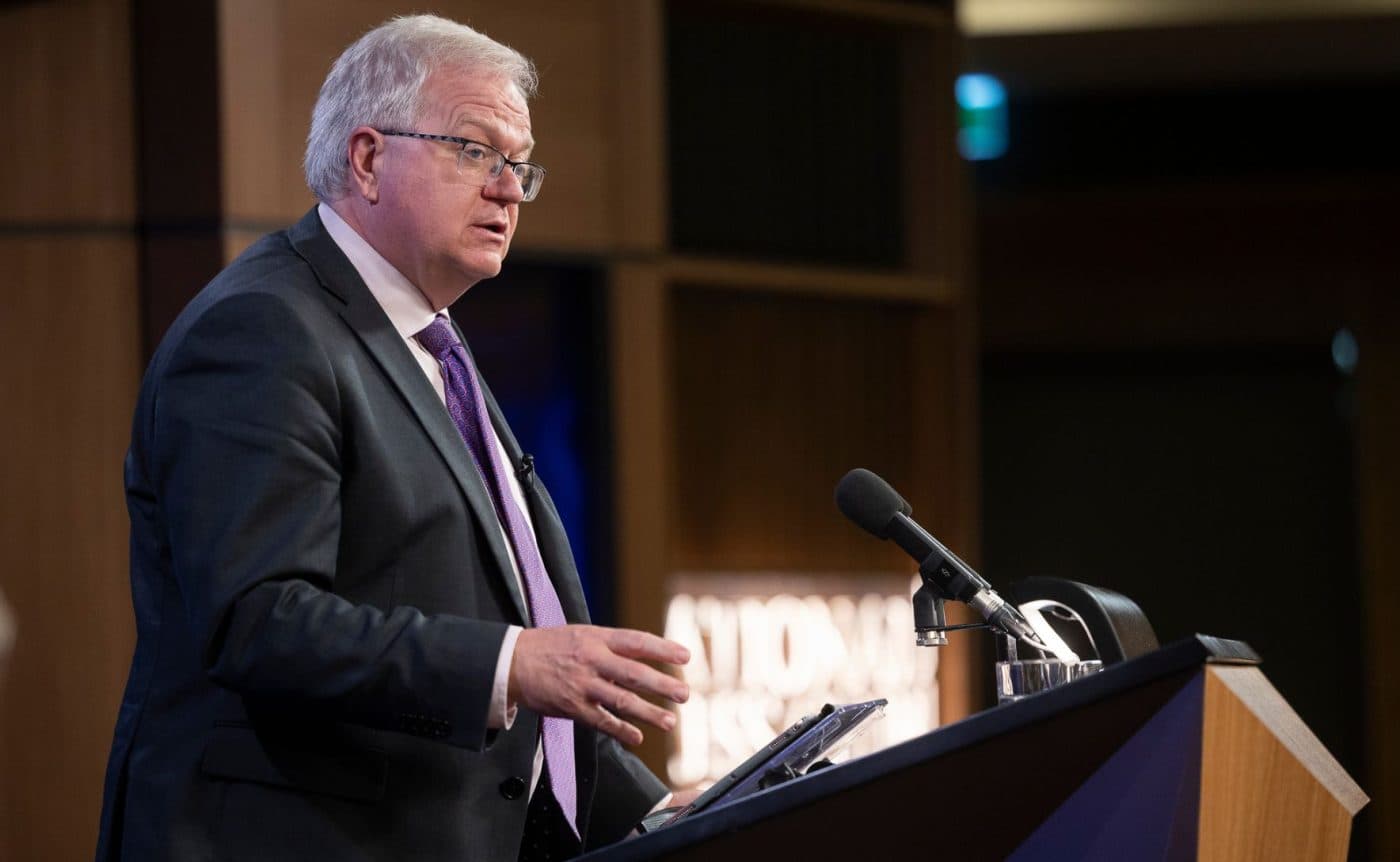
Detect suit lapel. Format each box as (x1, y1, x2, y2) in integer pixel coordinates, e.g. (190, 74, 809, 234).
(286, 208, 528, 624)
(467, 345, 591, 625)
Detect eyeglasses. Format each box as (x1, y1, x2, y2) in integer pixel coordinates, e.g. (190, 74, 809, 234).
(378, 130, 546, 202)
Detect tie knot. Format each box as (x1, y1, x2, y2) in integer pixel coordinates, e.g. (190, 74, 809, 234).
(414, 316, 461, 361)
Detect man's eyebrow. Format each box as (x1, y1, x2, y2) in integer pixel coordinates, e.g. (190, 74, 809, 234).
(452, 116, 534, 158)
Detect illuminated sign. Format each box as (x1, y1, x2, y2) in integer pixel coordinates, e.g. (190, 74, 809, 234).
(664, 573, 939, 789)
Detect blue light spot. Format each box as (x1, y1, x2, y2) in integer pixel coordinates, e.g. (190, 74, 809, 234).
(957, 74, 1006, 111)
(956, 73, 1008, 161)
(1332, 328, 1359, 375)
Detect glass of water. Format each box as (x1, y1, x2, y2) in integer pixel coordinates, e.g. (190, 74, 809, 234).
(996, 658, 1103, 704)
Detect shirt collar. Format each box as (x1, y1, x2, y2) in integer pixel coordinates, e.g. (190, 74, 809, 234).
(318, 202, 441, 339)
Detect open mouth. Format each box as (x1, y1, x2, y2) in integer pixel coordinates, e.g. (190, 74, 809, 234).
(471, 221, 508, 243)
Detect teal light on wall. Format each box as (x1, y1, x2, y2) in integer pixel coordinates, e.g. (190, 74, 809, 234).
(1332, 328, 1359, 375)
(956, 73, 1008, 160)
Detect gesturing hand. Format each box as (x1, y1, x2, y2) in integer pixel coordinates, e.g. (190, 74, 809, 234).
(508, 625, 690, 746)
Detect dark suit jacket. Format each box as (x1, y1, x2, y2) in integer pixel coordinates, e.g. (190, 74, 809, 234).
(96, 208, 665, 861)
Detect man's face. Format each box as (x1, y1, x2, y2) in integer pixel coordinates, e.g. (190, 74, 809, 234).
(368, 67, 534, 307)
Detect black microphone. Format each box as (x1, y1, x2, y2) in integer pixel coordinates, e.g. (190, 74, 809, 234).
(835, 468, 1044, 648)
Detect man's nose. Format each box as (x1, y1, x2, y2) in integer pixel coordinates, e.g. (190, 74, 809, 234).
(483, 168, 525, 203)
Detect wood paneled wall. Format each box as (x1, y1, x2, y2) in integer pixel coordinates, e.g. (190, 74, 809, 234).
(3, 1, 136, 224)
(668, 289, 945, 573)
(0, 2, 142, 860)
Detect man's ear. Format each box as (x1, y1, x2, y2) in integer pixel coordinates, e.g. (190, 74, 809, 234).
(346, 126, 383, 203)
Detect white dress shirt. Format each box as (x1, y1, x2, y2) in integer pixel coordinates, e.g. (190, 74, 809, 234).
(318, 203, 531, 754)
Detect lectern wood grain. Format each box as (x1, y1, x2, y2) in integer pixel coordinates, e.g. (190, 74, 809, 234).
(1199, 666, 1367, 861)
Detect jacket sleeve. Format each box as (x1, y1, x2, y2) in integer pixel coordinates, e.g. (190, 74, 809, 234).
(147, 290, 503, 750)
(584, 736, 670, 849)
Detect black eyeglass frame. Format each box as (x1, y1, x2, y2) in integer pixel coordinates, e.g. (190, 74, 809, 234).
(377, 129, 546, 202)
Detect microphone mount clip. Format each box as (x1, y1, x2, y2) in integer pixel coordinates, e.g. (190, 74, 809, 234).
(913, 551, 996, 647)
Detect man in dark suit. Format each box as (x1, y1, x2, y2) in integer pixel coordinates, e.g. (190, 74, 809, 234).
(97, 15, 689, 861)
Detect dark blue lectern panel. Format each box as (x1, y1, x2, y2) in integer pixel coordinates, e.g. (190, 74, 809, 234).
(1010, 673, 1204, 861)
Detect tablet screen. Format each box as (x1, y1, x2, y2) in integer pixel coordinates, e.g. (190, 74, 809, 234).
(660, 698, 887, 827)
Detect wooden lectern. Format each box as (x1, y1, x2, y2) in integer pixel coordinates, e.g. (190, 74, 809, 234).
(583, 636, 1367, 861)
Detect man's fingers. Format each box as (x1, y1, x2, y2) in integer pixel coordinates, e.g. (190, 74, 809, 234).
(511, 626, 689, 738)
(604, 628, 690, 666)
(586, 679, 677, 732)
(588, 702, 643, 746)
(597, 654, 689, 704)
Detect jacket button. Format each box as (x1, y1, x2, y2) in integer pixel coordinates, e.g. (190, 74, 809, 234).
(499, 777, 526, 800)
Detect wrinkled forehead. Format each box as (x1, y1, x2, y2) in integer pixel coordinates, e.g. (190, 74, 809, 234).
(417, 66, 534, 151)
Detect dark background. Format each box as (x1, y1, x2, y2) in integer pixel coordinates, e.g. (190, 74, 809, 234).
(970, 16, 1400, 858)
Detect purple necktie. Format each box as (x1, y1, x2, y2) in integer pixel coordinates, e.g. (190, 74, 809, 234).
(415, 315, 578, 835)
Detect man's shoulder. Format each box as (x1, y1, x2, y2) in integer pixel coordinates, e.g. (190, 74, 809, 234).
(150, 222, 344, 368)
(200, 216, 342, 312)
(213, 226, 319, 300)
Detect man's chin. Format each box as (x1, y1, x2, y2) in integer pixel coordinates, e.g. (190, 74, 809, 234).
(459, 253, 505, 284)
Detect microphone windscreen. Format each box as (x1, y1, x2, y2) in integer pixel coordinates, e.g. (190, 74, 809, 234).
(835, 468, 911, 539)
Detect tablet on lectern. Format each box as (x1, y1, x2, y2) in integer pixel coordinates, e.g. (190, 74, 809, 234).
(659, 698, 888, 828)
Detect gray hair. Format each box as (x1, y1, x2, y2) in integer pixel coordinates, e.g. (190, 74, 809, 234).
(304, 14, 538, 202)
